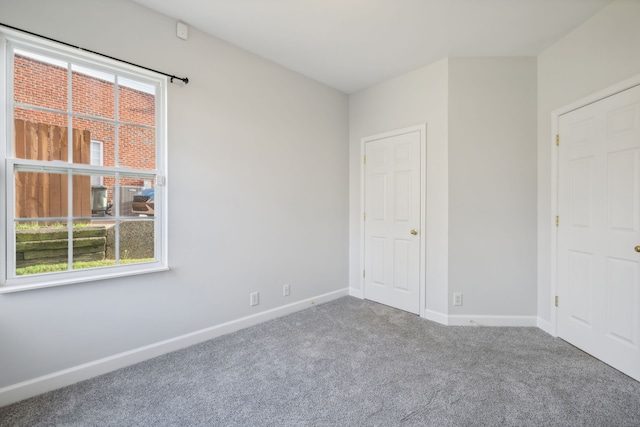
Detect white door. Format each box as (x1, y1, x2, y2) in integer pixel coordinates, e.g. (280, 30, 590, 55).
(557, 84, 640, 381)
(363, 129, 421, 314)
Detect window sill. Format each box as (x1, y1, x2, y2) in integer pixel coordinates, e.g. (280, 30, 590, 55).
(0, 263, 169, 293)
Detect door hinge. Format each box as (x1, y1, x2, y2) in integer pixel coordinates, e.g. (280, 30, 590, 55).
(363, 212, 366, 221)
(363, 155, 366, 164)
(555, 135, 559, 146)
(363, 270, 366, 278)
(555, 215, 559, 227)
(555, 295, 559, 307)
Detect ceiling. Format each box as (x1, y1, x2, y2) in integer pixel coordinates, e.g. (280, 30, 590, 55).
(132, 0, 614, 93)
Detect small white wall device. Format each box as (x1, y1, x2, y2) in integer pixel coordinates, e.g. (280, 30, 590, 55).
(177, 21, 189, 40)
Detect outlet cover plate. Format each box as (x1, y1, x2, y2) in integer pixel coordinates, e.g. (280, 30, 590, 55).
(250, 292, 259, 306)
(453, 292, 462, 306)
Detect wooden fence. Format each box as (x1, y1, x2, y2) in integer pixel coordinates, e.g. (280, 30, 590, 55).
(14, 119, 92, 219)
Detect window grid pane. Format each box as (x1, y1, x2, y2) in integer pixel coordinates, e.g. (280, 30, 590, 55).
(15, 221, 71, 276)
(14, 50, 68, 112)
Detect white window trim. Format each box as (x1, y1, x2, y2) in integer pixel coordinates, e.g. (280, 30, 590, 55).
(0, 29, 169, 293)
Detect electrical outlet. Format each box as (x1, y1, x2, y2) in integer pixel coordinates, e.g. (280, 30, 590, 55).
(453, 292, 463, 306)
(250, 292, 259, 306)
(283, 284, 290, 297)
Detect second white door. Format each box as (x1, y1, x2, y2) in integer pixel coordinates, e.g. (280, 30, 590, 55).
(557, 84, 640, 381)
(363, 128, 421, 314)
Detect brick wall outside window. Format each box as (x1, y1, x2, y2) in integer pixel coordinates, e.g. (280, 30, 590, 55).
(14, 54, 156, 192)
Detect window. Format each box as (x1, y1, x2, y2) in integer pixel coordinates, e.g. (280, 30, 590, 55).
(90, 140, 104, 186)
(0, 29, 168, 292)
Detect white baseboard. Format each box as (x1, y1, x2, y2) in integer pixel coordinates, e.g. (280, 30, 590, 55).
(0, 288, 349, 408)
(424, 310, 537, 327)
(536, 317, 556, 336)
(447, 314, 537, 327)
(423, 309, 449, 325)
(348, 287, 364, 299)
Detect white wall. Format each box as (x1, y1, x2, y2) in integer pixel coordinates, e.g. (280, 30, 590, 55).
(0, 0, 348, 391)
(537, 0, 640, 328)
(349, 59, 450, 317)
(448, 58, 537, 317)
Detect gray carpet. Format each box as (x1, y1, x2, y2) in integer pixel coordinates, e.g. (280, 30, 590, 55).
(1, 296, 639, 426)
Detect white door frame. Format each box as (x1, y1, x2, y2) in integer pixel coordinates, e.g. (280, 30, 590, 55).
(550, 73, 640, 337)
(360, 124, 427, 317)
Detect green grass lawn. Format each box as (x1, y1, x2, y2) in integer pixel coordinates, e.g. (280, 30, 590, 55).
(16, 258, 154, 276)
(16, 222, 95, 230)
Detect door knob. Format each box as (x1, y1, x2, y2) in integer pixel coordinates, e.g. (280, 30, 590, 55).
(635, 246, 640, 253)
(410, 229, 418, 235)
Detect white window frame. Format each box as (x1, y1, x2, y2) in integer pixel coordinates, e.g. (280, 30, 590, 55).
(90, 140, 104, 186)
(0, 29, 169, 292)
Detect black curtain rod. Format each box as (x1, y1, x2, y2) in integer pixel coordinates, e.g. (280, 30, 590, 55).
(0, 22, 189, 85)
